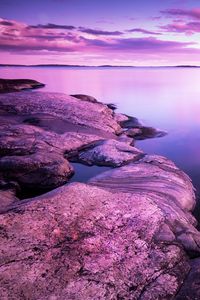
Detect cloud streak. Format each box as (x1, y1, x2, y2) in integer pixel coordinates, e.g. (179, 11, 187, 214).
(28, 23, 76, 30)
(161, 8, 200, 20)
(161, 21, 200, 34)
(127, 28, 162, 35)
(79, 27, 123, 36)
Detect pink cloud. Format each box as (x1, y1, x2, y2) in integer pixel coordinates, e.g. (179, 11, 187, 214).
(161, 21, 200, 34)
(161, 8, 200, 20)
(0, 17, 200, 66)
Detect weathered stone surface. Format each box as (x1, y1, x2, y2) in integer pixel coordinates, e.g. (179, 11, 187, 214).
(89, 155, 200, 256)
(71, 139, 144, 167)
(0, 175, 194, 299)
(175, 258, 200, 300)
(0, 123, 107, 198)
(0, 92, 121, 134)
(114, 113, 129, 124)
(0, 78, 45, 93)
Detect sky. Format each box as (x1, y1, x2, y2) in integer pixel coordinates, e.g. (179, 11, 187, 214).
(1, 0, 200, 66)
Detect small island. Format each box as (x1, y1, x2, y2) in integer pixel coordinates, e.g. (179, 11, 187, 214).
(0, 79, 200, 299)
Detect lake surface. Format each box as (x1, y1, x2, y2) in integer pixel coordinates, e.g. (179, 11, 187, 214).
(1, 66, 200, 220)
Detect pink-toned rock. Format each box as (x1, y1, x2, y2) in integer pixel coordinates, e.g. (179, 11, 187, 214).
(0, 78, 45, 93)
(72, 139, 144, 167)
(0, 92, 121, 134)
(0, 155, 199, 299)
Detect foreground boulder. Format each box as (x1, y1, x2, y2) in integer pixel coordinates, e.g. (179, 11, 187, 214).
(0, 155, 199, 299)
(0, 78, 45, 93)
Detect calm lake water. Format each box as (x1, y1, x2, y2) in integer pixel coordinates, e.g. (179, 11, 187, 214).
(1, 66, 200, 219)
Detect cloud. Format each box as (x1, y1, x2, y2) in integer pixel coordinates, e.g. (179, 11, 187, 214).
(28, 23, 76, 30)
(0, 16, 199, 63)
(0, 20, 13, 26)
(82, 36, 194, 53)
(78, 27, 123, 36)
(161, 8, 200, 20)
(127, 28, 162, 35)
(161, 21, 200, 34)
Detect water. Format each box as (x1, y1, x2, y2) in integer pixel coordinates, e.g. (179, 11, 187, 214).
(1, 66, 200, 219)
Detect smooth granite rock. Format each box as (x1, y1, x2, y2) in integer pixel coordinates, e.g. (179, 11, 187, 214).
(0, 154, 198, 299)
(89, 155, 200, 256)
(0, 92, 121, 134)
(71, 139, 144, 167)
(0, 78, 45, 93)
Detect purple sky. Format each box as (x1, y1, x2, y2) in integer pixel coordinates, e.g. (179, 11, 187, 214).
(1, 0, 200, 65)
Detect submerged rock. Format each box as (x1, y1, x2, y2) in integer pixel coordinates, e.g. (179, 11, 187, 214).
(126, 126, 167, 140)
(0, 78, 45, 93)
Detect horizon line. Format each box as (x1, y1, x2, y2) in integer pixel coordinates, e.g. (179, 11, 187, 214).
(0, 64, 200, 68)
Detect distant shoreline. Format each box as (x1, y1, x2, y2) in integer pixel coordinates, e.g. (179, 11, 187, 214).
(0, 64, 200, 68)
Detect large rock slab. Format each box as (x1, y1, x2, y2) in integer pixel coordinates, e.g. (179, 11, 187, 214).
(0, 156, 199, 299)
(89, 155, 200, 256)
(0, 92, 121, 134)
(0, 182, 191, 300)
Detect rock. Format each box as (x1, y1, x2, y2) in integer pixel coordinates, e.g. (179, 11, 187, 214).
(0, 154, 198, 299)
(71, 139, 144, 167)
(175, 258, 200, 300)
(126, 127, 142, 137)
(117, 134, 134, 145)
(125, 126, 167, 140)
(0, 123, 107, 198)
(0, 92, 121, 134)
(0, 150, 74, 197)
(71, 94, 117, 111)
(113, 113, 129, 124)
(0, 189, 19, 211)
(0, 87, 199, 299)
(107, 103, 117, 110)
(120, 115, 143, 128)
(89, 155, 200, 256)
(71, 94, 98, 103)
(0, 78, 45, 93)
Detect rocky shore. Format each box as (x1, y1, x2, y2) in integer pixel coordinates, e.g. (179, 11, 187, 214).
(0, 79, 200, 299)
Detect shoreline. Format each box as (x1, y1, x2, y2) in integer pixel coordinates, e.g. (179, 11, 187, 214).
(0, 79, 200, 299)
